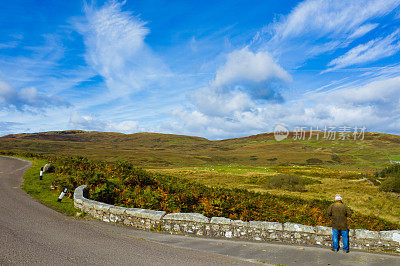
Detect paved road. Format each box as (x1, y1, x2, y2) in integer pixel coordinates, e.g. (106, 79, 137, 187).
(0, 157, 253, 265)
(1, 156, 399, 265)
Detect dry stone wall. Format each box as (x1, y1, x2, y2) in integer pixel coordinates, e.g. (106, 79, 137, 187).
(74, 185, 400, 253)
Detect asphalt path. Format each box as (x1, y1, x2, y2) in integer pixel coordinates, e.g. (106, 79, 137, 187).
(1, 156, 399, 265)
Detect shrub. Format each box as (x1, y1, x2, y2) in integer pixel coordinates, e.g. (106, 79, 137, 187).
(375, 164, 400, 193)
(91, 182, 119, 204)
(263, 174, 307, 192)
(340, 172, 361, 179)
(331, 154, 341, 163)
(248, 175, 268, 184)
(249, 155, 258, 160)
(380, 174, 400, 193)
(375, 164, 400, 178)
(49, 156, 399, 230)
(306, 158, 323, 164)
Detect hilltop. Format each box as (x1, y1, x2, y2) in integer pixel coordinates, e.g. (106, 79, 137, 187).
(1, 130, 400, 170)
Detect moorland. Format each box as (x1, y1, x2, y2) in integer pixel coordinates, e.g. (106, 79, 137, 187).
(1, 130, 399, 228)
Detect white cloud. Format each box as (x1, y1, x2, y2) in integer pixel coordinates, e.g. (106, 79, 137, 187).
(168, 74, 400, 139)
(169, 108, 266, 139)
(0, 41, 19, 49)
(0, 80, 15, 105)
(0, 80, 70, 110)
(190, 87, 253, 117)
(169, 102, 383, 140)
(270, 0, 399, 41)
(112, 120, 140, 133)
(69, 112, 139, 133)
(315, 76, 400, 107)
(184, 46, 291, 132)
(348, 23, 378, 40)
(0, 121, 20, 135)
(327, 30, 400, 70)
(0, 34, 66, 89)
(260, 0, 400, 67)
(174, 21, 296, 138)
(76, 0, 170, 97)
(212, 47, 292, 88)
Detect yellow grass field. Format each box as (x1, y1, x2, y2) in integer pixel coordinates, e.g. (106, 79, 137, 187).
(148, 165, 400, 225)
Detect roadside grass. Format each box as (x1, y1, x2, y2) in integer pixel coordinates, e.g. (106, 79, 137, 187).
(20, 156, 80, 216)
(149, 165, 400, 226)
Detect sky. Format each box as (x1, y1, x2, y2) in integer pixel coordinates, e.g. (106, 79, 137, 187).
(1, 0, 400, 140)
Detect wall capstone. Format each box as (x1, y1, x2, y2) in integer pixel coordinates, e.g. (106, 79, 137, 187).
(73, 185, 400, 253)
(210, 217, 232, 225)
(125, 208, 166, 220)
(163, 213, 210, 223)
(249, 221, 283, 231)
(284, 222, 316, 234)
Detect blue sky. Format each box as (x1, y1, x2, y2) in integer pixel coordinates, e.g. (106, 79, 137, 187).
(1, 0, 400, 139)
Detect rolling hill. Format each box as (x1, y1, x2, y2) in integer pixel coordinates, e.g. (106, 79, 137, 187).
(1, 130, 400, 171)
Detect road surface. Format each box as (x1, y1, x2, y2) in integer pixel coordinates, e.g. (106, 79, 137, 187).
(1, 156, 399, 265)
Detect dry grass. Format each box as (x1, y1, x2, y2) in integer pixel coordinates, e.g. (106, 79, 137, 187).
(148, 165, 400, 225)
(3, 130, 400, 170)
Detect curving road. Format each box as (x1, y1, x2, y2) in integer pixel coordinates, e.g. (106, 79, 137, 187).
(0, 156, 253, 265)
(1, 156, 399, 265)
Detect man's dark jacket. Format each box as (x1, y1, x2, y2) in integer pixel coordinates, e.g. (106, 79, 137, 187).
(327, 201, 352, 230)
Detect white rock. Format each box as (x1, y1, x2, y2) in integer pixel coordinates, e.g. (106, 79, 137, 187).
(355, 229, 379, 239)
(210, 217, 232, 225)
(126, 208, 166, 220)
(284, 223, 316, 233)
(163, 213, 210, 223)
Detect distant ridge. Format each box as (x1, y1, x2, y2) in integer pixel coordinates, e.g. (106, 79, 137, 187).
(1, 130, 400, 170)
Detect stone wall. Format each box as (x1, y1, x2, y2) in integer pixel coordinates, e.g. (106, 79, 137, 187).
(74, 185, 400, 253)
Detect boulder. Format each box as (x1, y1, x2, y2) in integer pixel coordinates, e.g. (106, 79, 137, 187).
(43, 163, 55, 173)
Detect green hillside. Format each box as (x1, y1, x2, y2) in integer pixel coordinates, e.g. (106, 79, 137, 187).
(1, 130, 399, 171)
(2, 130, 399, 225)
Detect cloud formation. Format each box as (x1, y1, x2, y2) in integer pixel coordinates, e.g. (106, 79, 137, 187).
(259, 0, 400, 67)
(270, 0, 399, 41)
(76, 1, 170, 97)
(327, 30, 400, 70)
(315, 76, 400, 108)
(2, 0, 400, 140)
(190, 87, 254, 117)
(69, 112, 139, 133)
(0, 121, 20, 135)
(212, 48, 292, 88)
(0, 80, 70, 110)
(169, 73, 400, 139)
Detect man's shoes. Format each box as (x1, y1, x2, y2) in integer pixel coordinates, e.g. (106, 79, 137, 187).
(343, 250, 349, 253)
(331, 247, 338, 252)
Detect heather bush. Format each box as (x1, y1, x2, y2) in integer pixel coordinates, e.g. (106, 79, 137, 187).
(263, 174, 307, 192)
(50, 156, 399, 230)
(380, 174, 400, 193)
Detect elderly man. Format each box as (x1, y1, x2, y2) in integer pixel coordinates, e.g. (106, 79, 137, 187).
(327, 194, 352, 253)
